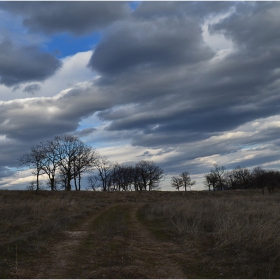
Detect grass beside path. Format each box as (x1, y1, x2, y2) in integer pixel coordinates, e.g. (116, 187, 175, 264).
(65, 204, 136, 278)
(65, 203, 187, 279)
(1, 190, 280, 278)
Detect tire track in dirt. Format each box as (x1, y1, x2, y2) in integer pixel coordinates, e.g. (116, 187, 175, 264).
(27, 203, 187, 279)
(81, 203, 187, 279)
(30, 204, 116, 279)
(124, 203, 187, 279)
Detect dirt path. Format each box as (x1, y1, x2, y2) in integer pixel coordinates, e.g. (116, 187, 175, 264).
(29, 204, 116, 279)
(26, 203, 187, 279)
(123, 203, 187, 278)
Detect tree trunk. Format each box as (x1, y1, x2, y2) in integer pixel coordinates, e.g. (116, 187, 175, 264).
(74, 175, 78, 191)
(50, 177, 55, 191)
(66, 174, 71, 191)
(36, 172, 40, 191)
(78, 173, 81, 191)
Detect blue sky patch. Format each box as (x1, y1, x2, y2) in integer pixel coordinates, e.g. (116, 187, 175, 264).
(44, 32, 101, 58)
(128, 1, 140, 11)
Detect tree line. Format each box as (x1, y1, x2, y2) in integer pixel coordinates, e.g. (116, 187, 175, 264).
(21, 134, 279, 193)
(20, 134, 164, 191)
(204, 164, 280, 194)
(87, 158, 164, 192)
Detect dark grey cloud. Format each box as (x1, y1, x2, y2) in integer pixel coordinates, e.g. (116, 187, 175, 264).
(0, 41, 61, 86)
(159, 141, 280, 176)
(0, 166, 14, 177)
(88, 17, 214, 76)
(0, 2, 130, 35)
(226, 150, 280, 172)
(87, 1, 280, 150)
(209, 2, 280, 51)
(0, 99, 75, 141)
(0, 85, 115, 142)
(134, 1, 235, 21)
(2, 1, 280, 189)
(138, 151, 153, 158)
(23, 84, 41, 94)
(0, 137, 26, 168)
(97, 72, 280, 148)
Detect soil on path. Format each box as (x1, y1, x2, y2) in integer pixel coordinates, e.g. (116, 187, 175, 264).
(118, 203, 187, 279)
(18, 205, 114, 279)
(26, 203, 187, 279)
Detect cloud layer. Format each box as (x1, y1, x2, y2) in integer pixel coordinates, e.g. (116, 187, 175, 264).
(0, 40, 61, 86)
(1, 2, 280, 190)
(0, 2, 129, 35)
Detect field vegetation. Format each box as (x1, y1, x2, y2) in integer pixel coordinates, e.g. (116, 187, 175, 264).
(141, 190, 280, 278)
(0, 189, 280, 278)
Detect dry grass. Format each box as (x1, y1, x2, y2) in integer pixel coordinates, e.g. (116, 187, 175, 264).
(141, 191, 280, 278)
(65, 204, 135, 279)
(0, 190, 108, 278)
(0, 190, 171, 278)
(1, 189, 280, 278)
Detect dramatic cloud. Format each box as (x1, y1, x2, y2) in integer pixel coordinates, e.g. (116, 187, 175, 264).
(88, 17, 214, 76)
(88, 2, 280, 151)
(133, 1, 235, 21)
(0, 2, 130, 35)
(209, 2, 280, 50)
(1, 2, 280, 190)
(0, 40, 61, 86)
(0, 83, 116, 141)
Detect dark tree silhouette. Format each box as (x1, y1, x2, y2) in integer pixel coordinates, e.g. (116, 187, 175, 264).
(20, 134, 97, 191)
(20, 143, 45, 191)
(136, 160, 164, 191)
(94, 155, 112, 191)
(181, 171, 195, 191)
(171, 176, 183, 191)
(204, 164, 226, 191)
(171, 172, 195, 191)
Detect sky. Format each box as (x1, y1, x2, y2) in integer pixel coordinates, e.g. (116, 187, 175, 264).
(1, 1, 280, 191)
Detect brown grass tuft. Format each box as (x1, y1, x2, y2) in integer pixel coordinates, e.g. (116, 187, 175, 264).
(142, 192, 280, 278)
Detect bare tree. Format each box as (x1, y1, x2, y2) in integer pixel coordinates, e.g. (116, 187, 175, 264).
(171, 172, 195, 191)
(20, 143, 45, 191)
(204, 172, 219, 191)
(73, 145, 97, 191)
(136, 160, 164, 191)
(171, 176, 183, 191)
(21, 134, 97, 191)
(251, 167, 280, 194)
(87, 175, 101, 191)
(117, 165, 131, 191)
(225, 171, 236, 190)
(181, 172, 196, 191)
(205, 164, 226, 191)
(94, 155, 112, 191)
(52, 135, 96, 191)
(39, 139, 61, 191)
(26, 180, 36, 191)
(132, 165, 143, 191)
(231, 166, 251, 189)
(108, 163, 121, 191)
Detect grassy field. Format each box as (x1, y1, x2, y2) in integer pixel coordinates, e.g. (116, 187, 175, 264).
(0, 189, 280, 278)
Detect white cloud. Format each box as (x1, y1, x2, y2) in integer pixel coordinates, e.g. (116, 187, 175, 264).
(202, 11, 234, 52)
(0, 50, 95, 101)
(35, 51, 95, 98)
